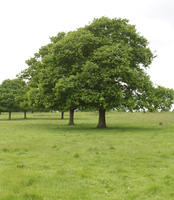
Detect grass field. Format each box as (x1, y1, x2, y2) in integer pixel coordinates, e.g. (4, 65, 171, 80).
(0, 111, 174, 200)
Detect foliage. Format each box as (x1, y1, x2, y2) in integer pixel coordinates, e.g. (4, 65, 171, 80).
(79, 17, 154, 111)
(152, 86, 174, 111)
(0, 79, 26, 112)
(18, 17, 174, 127)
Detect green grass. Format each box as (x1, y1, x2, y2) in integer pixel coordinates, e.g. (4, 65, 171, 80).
(0, 111, 174, 199)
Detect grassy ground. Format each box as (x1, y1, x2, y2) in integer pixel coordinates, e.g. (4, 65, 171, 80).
(0, 111, 174, 200)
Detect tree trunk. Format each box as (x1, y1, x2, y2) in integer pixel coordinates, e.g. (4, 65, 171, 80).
(68, 108, 75, 125)
(24, 111, 27, 119)
(97, 108, 106, 128)
(61, 112, 64, 119)
(9, 111, 11, 120)
(0, 111, 1, 115)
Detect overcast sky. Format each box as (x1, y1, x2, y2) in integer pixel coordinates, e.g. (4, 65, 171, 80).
(0, 0, 173, 88)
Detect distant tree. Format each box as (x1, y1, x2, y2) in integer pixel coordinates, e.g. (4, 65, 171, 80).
(151, 86, 174, 111)
(14, 84, 32, 119)
(0, 79, 26, 120)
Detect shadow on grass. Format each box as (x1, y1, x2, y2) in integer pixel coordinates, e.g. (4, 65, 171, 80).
(0, 118, 165, 135)
(27, 122, 164, 135)
(64, 125, 162, 132)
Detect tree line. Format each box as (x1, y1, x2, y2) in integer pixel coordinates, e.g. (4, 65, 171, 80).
(0, 17, 174, 127)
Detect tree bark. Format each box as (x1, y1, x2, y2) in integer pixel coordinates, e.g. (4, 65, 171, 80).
(9, 111, 11, 120)
(97, 107, 106, 128)
(24, 111, 27, 119)
(68, 108, 75, 125)
(61, 112, 64, 119)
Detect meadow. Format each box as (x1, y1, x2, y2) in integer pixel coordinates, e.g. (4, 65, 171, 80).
(0, 111, 174, 200)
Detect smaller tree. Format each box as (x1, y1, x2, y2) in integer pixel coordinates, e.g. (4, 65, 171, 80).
(15, 84, 32, 119)
(0, 79, 26, 119)
(151, 86, 174, 112)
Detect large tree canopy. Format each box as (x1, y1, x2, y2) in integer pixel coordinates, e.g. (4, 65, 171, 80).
(20, 17, 164, 128)
(54, 17, 154, 127)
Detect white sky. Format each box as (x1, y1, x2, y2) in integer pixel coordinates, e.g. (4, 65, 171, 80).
(0, 0, 174, 88)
